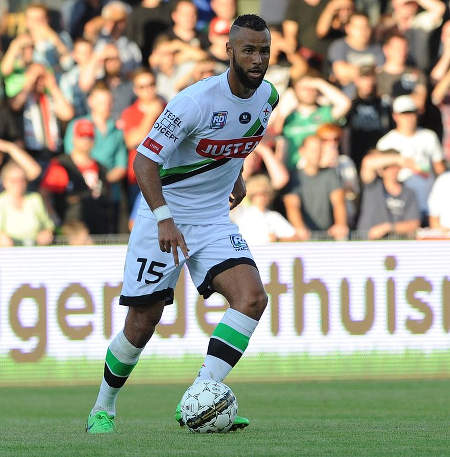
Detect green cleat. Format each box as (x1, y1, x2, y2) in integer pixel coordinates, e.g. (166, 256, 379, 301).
(86, 411, 116, 434)
(175, 402, 250, 431)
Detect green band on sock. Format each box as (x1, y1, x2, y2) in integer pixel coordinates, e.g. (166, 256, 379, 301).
(106, 349, 136, 377)
(212, 323, 249, 352)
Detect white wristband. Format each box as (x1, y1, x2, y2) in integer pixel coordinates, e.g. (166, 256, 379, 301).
(153, 205, 172, 222)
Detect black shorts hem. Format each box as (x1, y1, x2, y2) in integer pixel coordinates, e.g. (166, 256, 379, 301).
(197, 257, 257, 299)
(119, 288, 174, 306)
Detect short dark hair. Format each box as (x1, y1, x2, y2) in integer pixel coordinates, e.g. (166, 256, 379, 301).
(231, 14, 268, 32)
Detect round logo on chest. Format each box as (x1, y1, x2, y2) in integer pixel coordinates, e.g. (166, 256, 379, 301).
(239, 112, 251, 124)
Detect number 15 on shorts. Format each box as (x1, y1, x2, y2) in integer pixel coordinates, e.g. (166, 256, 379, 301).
(136, 258, 167, 284)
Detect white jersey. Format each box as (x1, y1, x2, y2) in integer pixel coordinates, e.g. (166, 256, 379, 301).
(136, 70, 279, 225)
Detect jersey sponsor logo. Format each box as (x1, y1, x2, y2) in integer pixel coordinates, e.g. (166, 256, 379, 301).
(196, 136, 263, 159)
(142, 137, 163, 154)
(210, 111, 228, 129)
(229, 234, 249, 251)
(153, 108, 182, 142)
(239, 112, 251, 124)
(259, 102, 272, 127)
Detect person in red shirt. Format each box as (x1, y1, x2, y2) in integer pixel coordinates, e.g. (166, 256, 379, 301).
(118, 67, 165, 208)
(41, 119, 112, 234)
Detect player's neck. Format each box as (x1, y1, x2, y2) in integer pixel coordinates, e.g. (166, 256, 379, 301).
(227, 70, 256, 99)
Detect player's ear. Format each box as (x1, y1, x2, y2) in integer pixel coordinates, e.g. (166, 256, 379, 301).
(226, 42, 233, 59)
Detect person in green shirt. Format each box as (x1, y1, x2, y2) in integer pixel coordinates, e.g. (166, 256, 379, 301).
(280, 71, 351, 170)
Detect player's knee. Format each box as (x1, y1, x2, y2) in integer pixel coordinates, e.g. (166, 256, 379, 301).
(238, 289, 268, 320)
(124, 305, 164, 346)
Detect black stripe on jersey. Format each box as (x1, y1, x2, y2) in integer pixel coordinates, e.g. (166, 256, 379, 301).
(161, 158, 230, 186)
(254, 125, 265, 136)
(271, 93, 279, 110)
(207, 337, 242, 367)
(104, 363, 128, 388)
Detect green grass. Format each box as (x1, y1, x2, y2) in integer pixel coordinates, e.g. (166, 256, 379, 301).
(1, 380, 449, 457)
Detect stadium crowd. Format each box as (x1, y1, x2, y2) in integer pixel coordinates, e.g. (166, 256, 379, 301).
(0, 0, 449, 246)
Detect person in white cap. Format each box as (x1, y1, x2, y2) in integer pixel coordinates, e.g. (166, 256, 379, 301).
(376, 95, 446, 223)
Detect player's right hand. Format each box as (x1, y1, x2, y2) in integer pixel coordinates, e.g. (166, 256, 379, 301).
(157, 219, 190, 266)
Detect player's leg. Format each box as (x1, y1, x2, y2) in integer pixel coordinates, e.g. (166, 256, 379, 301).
(88, 303, 165, 432)
(87, 214, 183, 433)
(197, 263, 266, 382)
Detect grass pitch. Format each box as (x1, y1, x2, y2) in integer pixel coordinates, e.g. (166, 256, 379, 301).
(1, 380, 448, 457)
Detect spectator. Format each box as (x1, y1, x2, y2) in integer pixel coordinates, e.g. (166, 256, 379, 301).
(0, 139, 42, 189)
(42, 118, 112, 234)
(118, 67, 165, 208)
(9, 63, 74, 166)
(358, 148, 420, 239)
(282, 0, 329, 68)
(80, 43, 135, 121)
(61, 219, 94, 245)
(264, 25, 308, 98)
(283, 135, 349, 240)
(59, 37, 94, 117)
(428, 171, 450, 231)
(91, 1, 142, 76)
(1, 33, 35, 98)
(64, 82, 127, 231)
(316, 0, 354, 46)
(231, 174, 298, 244)
(377, 0, 445, 71)
(206, 17, 232, 71)
(431, 22, 450, 161)
(327, 12, 384, 97)
(0, 99, 22, 145)
(166, 0, 206, 49)
(280, 71, 351, 170)
(23, 3, 72, 75)
(376, 31, 427, 112)
(63, 0, 108, 41)
(376, 95, 446, 221)
(126, 0, 171, 59)
(345, 64, 391, 172)
(149, 35, 206, 102)
(210, 0, 236, 23)
(317, 123, 359, 228)
(0, 160, 54, 246)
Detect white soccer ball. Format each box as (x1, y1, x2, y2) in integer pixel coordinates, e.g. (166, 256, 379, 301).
(180, 379, 238, 433)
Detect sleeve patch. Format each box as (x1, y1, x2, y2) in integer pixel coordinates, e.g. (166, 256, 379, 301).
(142, 137, 163, 154)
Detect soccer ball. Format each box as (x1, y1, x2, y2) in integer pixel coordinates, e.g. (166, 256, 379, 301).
(180, 379, 238, 433)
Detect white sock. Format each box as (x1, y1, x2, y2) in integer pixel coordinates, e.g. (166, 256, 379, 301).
(197, 308, 258, 382)
(92, 330, 143, 416)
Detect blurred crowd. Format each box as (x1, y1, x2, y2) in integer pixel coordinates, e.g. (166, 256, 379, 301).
(0, 0, 449, 246)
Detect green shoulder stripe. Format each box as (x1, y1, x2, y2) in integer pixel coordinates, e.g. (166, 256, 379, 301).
(243, 81, 279, 137)
(159, 158, 215, 178)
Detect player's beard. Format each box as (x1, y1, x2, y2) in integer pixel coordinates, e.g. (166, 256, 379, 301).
(232, 52, 266, 90)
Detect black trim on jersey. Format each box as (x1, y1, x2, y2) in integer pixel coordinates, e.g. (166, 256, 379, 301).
(119, 288, 174, 306)
(197, 257, 258, 299)
(207, 338, 242, 367)
(161, 158, 230, 186)
(271, 94, 279, 110)
(254, 125, 265, 136)
(104, 363, 128, 388)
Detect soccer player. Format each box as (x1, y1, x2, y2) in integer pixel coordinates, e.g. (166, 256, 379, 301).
(86, 14, 278, 434)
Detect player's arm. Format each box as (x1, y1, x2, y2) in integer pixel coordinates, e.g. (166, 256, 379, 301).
(229, 168, 246, 210)
(134, 152, 189, 266)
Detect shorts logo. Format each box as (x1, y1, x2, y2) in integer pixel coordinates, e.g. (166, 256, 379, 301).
(230, 234, 249, 251)
(239, 112, 251, 124)
(142, 137, 163, 154)
(196, 136, 263, 160)
(210, 111, 228, 129)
